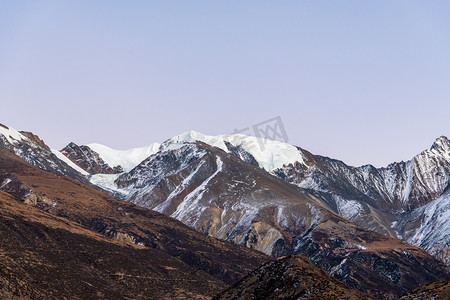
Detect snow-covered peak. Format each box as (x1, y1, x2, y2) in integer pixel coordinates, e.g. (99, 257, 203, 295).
(166, 131, 229, 152)
(165, 130, 305, 171)
(86, 143, 161, 172)
(0, 124, 28, 144)
(430, 136, 450, 154)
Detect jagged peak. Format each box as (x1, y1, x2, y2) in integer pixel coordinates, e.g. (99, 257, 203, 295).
(20, 131, 51, 151)
(0, 123, 28, 144)
(430, 136, 450, 153)
(165, 130, 306, 172)
(64, 142, 80, 148)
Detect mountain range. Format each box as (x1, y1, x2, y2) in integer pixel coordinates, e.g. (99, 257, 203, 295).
(1, 123, 449, 299)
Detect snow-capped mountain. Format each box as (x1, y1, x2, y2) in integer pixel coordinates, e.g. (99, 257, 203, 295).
(275, 136, 450, 212)
(2, 123, 449, 298)
(0, 123, 88, 180)
(273, 136, 450, 265)
(166, 131, 305, 172)
(60, 142, 161, 175)
(85, 138, 449, 297)
(61, 142, 124, 174)
(58, 141, 161, 196)
(86, 143, 161, 172)
(57, 130, 450, 266)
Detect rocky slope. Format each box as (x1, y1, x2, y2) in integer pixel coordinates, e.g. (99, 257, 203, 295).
(0, 148, 269, 298)
(214, 254, 371, 300)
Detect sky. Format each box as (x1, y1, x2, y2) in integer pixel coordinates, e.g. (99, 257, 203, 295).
(1, 1, 449, 167)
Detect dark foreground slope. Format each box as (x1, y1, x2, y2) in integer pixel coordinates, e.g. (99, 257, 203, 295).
(214, 254, 371, 300)
(0, 149, 268, 299)
(399, 281, 450, 299)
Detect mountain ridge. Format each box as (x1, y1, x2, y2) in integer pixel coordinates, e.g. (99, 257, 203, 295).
(2, 123, 449, 298)
(2, 124, 449, 267)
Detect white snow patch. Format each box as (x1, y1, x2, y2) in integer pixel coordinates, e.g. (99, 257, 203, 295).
(0, 124, 28, 144)
(334, 195, 363, 220)
(401, 161, 414, 203)
(51, 149, 90, 175)
(171, 157, 223, 220)
(408, 191, 450, 250)
(330, 258, 347, 276)
(297, 175, 322, 191)
(0, 178, 11, 189)
(154, 161, 206, 213)
(89, 173, 124, 194)
(307, 203, 322, 227)
(167, 131, 305, 172)
(277, 206, 285, 227)
(232, 202, 261, 232)
(87, 143, 161, 172)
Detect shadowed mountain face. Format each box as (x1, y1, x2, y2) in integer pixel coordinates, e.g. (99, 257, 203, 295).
(214, 254, 371, 300)
(0, 148, 269, 299)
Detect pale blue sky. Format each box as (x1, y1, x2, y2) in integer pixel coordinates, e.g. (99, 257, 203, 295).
(1, 1, 449, 167)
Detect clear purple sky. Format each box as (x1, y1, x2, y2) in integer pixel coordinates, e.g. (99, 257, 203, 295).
(1, 1, 449, 167)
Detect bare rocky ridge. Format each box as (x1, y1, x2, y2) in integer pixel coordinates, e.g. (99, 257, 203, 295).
(214, 254, 371, 300)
